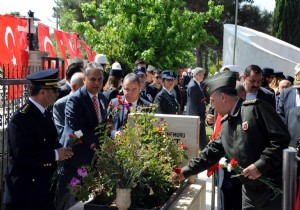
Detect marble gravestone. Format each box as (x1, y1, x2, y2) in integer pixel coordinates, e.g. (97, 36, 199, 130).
(154, 114, 200, 183)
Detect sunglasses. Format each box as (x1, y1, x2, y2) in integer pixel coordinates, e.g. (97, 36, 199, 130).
(155, 76, 162, 79)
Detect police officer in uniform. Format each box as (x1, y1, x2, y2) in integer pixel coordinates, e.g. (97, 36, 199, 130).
(171, 71, 290, 210)
(154, 70, 180, 114)
(4, 69, 72, 210)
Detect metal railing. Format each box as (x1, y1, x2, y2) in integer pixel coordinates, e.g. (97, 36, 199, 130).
(283, 148, 300, 210)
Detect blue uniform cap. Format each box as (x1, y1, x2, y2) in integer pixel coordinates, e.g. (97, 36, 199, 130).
(134, 66, 146, 75)
(26, 68, 59, 88)
(161, 70, 176, 79)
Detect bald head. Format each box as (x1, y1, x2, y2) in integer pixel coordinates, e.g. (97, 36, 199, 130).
(278, 79, 291, 93)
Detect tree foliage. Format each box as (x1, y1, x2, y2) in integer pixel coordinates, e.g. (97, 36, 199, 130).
(272, 0, 300, 48)
(54, 0, 223, 72)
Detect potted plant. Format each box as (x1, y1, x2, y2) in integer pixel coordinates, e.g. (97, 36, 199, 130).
(69, 104, 187, 210)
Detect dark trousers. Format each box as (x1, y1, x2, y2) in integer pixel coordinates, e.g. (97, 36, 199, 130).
(55, 166, 77, 210)
(6, 202, 55, 210)
(242, 184, 282, 210)
(199, 119, 207, 150)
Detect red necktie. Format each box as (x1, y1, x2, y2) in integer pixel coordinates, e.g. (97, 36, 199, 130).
(92, 95, 101, 123)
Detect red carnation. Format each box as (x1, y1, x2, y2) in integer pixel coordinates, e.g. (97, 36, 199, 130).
(77, 138, 83, 144)
(174, 168, 182, 174)
(69, 133, 75, 139)
(229, 158, 238, 166)
(108, 104, 113, 108)
(117, 95, 122, 99)
(201, 97, 207, 103)
(179, 143, 188, 150)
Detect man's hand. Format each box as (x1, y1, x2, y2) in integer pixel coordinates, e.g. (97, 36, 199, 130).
(170, 171, 185, 182)
(206, 114, 215, 126)
(57, 147, 73, 161)
(242, 164, 262, 180)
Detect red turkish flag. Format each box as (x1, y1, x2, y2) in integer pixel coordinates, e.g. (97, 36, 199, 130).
(16, 17, 29, 69)
(0, 15, 28, 100)
(54, 29, 68, 71)
(63, 32, 82, 58)
(38, 23, 56, 57)
(80, 40, 95, 62)
(72, 32, 83, 58)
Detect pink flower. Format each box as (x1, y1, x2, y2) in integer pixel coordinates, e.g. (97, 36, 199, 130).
(124, 102, 130, 110)
(70, 177, 80, 187)
(77, 167, 88, 177)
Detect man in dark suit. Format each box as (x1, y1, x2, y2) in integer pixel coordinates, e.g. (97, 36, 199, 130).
(185, 67, 208, 150)
(134, 66, 158, 103)
(53, 72, 84, 141)
(4, 69, 72, 210)
(277, 63, 300, 120)
(242, 64, 276, 109)
(154, 70, 180, 114)
(56, 63, 108, 210)
(57, 62, 83, 100)
(109, 73, 150, 138)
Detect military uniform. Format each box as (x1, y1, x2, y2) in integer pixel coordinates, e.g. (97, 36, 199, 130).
(181, 71, 290, 210)
(182, 98, 290, 209)
(4, 69, 61, 209)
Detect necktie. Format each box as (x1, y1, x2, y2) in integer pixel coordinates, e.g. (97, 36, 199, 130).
(92, 95, 101, 123)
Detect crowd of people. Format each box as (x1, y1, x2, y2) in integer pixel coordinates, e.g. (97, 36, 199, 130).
(2, 54, 300, 210)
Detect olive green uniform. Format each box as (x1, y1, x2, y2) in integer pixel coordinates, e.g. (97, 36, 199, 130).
(182, 98, 290, 210)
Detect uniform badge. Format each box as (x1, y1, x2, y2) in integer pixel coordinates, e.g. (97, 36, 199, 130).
(242, 121, 249, 131)
(147, 94, 153, 102)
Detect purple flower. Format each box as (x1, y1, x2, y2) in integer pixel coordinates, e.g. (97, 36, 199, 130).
(77, 167, 88, 177)
(124, 102, 130, 110)
(70, 177, 80, 187)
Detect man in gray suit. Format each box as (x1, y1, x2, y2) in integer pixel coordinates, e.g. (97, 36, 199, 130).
(53, 72, 84, 141)
(185, 67, 208, 150)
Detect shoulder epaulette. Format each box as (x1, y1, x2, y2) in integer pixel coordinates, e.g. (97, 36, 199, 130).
(242, 99, 261, 106)
(19, 104, 31, 114)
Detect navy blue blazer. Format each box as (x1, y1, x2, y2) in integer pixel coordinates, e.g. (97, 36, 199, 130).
(185, 79, 207, 120)
(277, 87, 297, 120)
(4, 100, 60, 205)
(109, 96, 150, 137)
(62, 86, 108, 168)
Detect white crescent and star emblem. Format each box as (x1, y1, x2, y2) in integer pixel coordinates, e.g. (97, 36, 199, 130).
(5, 26, 17, 64)
(43, 36, 53, 52)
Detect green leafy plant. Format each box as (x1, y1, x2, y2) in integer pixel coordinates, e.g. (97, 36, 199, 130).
(69, 104, 188, 208)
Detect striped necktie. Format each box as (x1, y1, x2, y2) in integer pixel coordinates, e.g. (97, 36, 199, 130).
(92, 95, 101, 123)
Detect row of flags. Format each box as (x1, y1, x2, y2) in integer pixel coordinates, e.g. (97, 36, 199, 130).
(0, 14, 96, 75)
(0, 14, 96, 100)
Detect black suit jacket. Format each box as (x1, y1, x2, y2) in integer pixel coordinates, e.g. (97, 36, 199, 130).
(4, 100, 60, 205)
(256, 87, 276, 110)
(62, 86, 107, 168)
(154, 88, 180, 114)
(284, 106, 300, 147)
(140, 84, 158, 103)
(277, 87, 297, 120)
(109, 96, 150, 137)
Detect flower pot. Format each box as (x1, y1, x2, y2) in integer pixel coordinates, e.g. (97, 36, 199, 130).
(116, 188, 131, 210)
